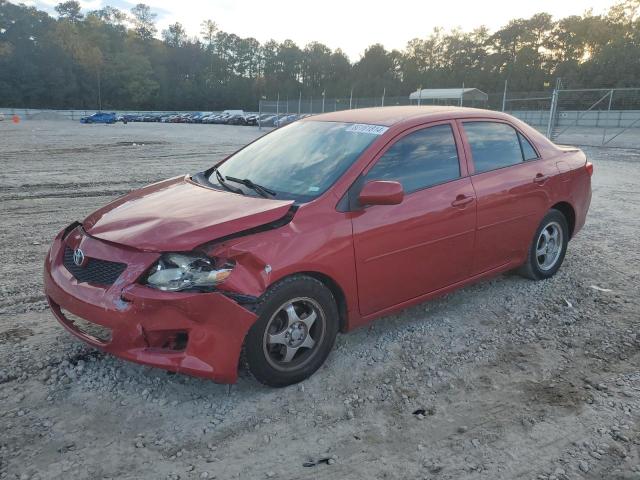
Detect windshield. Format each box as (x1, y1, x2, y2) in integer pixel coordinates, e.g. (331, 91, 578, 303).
(210, 121, 382, 202)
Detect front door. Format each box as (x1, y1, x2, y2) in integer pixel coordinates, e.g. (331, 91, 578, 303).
(351, 122, 477, 317)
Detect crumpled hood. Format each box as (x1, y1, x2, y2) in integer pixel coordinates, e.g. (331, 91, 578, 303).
(83, 176, 294, 252)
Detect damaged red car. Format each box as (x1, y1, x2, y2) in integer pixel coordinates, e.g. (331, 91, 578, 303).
(44, 106, 593, 387)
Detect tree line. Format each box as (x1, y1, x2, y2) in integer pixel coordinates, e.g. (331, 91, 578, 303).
(0, 0, 639, 110)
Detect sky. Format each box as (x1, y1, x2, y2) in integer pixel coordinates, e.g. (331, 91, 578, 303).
(27, 0, 620, 60)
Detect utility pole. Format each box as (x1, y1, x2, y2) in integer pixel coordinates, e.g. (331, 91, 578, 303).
(502, 79, 508, 112)
(546, 78, 561, 139)
(97, 69, 102, 111)
(602, 88, 614, 145)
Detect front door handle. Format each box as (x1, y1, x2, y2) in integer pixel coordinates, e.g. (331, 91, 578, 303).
(451, 194, 474, 207)
(533, 173, 549, 184)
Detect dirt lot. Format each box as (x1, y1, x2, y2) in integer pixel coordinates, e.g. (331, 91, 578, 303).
(0, 120, 639, 480)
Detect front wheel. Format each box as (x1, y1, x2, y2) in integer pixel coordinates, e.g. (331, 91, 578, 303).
(518, 209, 569, 280)
(244, 275, 338, 387)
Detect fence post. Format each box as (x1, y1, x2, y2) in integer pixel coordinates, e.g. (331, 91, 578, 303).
(382, 88, 386, 107)
(502, 79, 508, 112)
(258, 99, 262, 131)
(298, 91, 301, 115)
(546, 87, 559, 139)
(602, 89, 614, 145)
(276, 93, 279, 123)
(417, 85, 422, 106)
(349, 88, 353, 109)
(322, 91, 325, 113)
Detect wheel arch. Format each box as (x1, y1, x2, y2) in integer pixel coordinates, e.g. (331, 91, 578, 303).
(267, 271, 349, 333)
(550, 201, 576, 238)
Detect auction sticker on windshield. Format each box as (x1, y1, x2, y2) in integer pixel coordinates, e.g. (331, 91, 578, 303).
(345, 124, 389, 135)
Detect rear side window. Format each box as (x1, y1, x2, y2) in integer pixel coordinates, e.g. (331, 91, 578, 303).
(518, 132, 539, 160)
(364, 124, 460, 193)
(464, 122, 524, 173)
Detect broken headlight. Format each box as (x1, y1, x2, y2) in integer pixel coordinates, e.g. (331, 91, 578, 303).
(144, 253, 233, 292)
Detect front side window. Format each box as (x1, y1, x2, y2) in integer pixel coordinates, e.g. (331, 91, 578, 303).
(464, 121, 524, 173)
(363, 124, 461, 193)
(210, 121, 381, 202)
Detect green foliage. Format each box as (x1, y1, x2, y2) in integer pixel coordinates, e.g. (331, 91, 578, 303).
(54, 1, 82, 22)
(0, 0, 638, 110)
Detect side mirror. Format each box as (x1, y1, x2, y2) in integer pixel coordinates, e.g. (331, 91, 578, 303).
(358, 180, 404, 206)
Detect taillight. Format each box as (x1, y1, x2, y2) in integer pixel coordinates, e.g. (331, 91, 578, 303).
(585, 162, 594, 176)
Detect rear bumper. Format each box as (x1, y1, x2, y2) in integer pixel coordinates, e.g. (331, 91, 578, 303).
(44, 226, 257, 383)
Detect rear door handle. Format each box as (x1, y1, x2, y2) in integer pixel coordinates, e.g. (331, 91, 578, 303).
(451, 194, 474, 207)
(533, 173, 549, 184)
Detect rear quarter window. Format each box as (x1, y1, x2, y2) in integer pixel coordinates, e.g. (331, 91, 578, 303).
(464, 121, 524, 173)
(518, 132, 539, 160)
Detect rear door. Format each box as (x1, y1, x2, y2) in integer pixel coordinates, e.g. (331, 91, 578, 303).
(351, 121, 477, 316)
(459, 120, 554, 275)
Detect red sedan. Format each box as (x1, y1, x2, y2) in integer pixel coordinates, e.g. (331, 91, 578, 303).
(44, 107, 593, 387)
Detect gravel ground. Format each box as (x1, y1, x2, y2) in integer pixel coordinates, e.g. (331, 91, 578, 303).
(0, 120, 639, 480)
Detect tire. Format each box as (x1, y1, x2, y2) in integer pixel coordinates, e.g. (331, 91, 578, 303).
(518, 209, 569, 280)
(244, 275, 339, 387)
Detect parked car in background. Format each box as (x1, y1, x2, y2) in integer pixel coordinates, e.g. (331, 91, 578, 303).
(45, 106, 592, 387)
(227, 114, 247, 125)
(212, 114, 231, 124)
(259, 114, 278, 127)
(121, 114, 140, 123)
(80, 112, 118, 124)
(274, 114, 299, 127)
(190, 113, 208, 123)
(86, 110, 263, 126)
(245, 114, 259, 126)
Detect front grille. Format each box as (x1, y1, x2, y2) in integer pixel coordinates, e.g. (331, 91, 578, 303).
(63, 247, 127, 286)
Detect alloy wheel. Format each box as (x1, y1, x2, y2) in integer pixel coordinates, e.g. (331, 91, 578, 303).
(535, 221, 563, 271)
(262, 297, 325, 371)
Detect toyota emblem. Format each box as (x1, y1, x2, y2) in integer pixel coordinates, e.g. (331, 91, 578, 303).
(73, 248, 85, 267)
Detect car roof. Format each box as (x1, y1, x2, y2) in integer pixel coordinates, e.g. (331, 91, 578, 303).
(305, 106, 513, 127)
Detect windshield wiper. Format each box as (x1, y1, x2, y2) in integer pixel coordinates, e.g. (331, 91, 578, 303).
(214, 169, 244, 195)
(225, 176, 277, 198)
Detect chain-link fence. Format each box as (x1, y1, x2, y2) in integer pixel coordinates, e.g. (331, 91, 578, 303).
(503, 91, 553, 128)
(6, 87, 638, 148)
(548, 88, 640, 148)
(258, 90, 543, 129)
(257, 95, 412, 127)
(259, 87, 640, 148)
(258, 93, 485, 124)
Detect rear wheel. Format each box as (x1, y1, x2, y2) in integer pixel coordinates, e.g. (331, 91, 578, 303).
(518, 209, 569, 280)
(245, 275, 338, 387)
